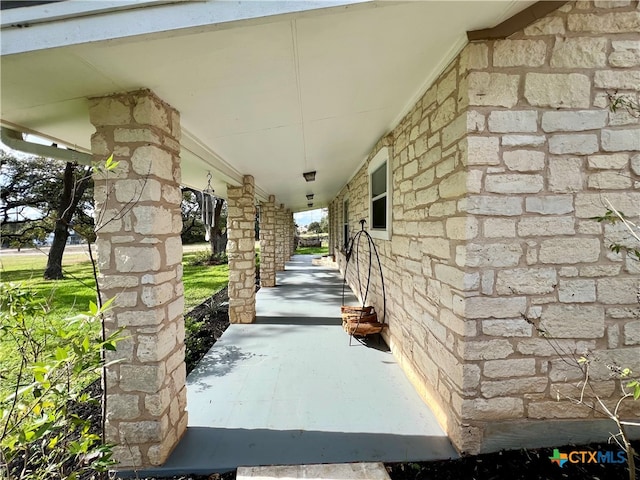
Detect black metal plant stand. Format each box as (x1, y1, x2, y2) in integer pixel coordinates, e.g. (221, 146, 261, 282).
(341, 219, 387, 345)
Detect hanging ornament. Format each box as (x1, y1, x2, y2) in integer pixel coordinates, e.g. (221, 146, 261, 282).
(201, 172, 215, 241)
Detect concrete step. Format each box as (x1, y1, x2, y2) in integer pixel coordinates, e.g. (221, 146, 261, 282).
(237, 462, 391, 480)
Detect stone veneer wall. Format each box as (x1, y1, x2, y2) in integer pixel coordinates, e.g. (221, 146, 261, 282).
(227, 175, 257, 323)
(330, 1, 640, 454)
(90, 89, 187, 467)
(260, 195, 277, 287)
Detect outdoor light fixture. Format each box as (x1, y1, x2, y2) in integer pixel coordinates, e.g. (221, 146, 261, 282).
(306, 193, 314, 200)
(303, 171, 316, 182)
(308, 202, 314, 208)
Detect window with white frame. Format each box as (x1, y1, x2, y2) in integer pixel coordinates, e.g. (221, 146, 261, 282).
(368, 147, 391, 240)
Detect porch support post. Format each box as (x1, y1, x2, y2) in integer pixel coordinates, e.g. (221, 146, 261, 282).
(89, 89, 187, 468)
(227, 175, 256, 323)
(328, 204, 334, 255)
(275, 203, 286, 271)
(259, 194, 276, 287)
(286, 209, 293, 259)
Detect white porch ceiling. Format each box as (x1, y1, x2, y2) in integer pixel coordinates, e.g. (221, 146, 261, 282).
(1, 0, 534, 212)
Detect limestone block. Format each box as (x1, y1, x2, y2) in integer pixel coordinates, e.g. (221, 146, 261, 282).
(439, 171, 467, 198)
(434, 263, 479, 290)
(115, 292, 138, 308)
(588, 153, 629, 169)
(609, 40, 640, 67)
(595, 71, 640, 91)
(575, 192, 640, 218)
(539, 238, 600, 264)
(467, 136, 500, 165)
(165, 236, 183, 266)
(524, 73, 590, 108)
(441, 115, 466, 148)
(460, 242, 523, 268)
(115, 246, 161, 273)
(120, 420, 165, 445)
(588, 171, 632, 189)
(436, 158, 456, 179)
(114, 128, 160, 144)
(542, 110, 608, 133)
(133, 95, 170, 132)
(624, 321, 640, 345)
(580, 265, 622, 277)
(117, 310, 165, 328)
(594, 0, 631, 6)
(89, 96, 131, 126)
(597, 277, 639, 304)
(421, 237, 450, 259)
(468, 73, 519, 108)
(430, 97, 456, 132)
(602, 129, 640, 152)
(484, 218, 516, 238)
(141, 282, 174, 308)
(445, 216, 478, 240)
(503, 150, 545, 172)
(525, 196, 573, 215)
(467, 111, 485, 133)
(496, 268, 557, 295)
(558, 279, 596, 303)
(460, 43, 488, 71)
(539, 304, 605, 338)
(485, 174, 543, 194)
(502, 135, 546, 147)
(137, 325, 177, 363)
(549, 157, 583, 193)
(465, 297, 526, 320)
(488, 110, 537, 134)
(132, 206, 173, 235)
(120, 364, 165, 393)
(461, 397, 523, 421)
(131, 145, 174, 181)
(568, 12, 640, 33)
(517, 339, 595, 357)
(494, 40, 546, 67)
(549, 134, 598, 155)
(464, 196, 522, 216)
(481, 377, 548, 399)
(437, 68, 457, 105)
(162, 184, 182, 204)
(111, 445, 142, 468)
(482, 318, 532, 337)
(484, 358, 536, 379)
(551, 37, 607, 68)
(517, 216, 575, 236)
(524, 16, 565, 36)
(527, 401, 592, 419)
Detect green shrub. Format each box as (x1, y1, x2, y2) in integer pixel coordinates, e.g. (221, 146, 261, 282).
(0, 283, 121, 480)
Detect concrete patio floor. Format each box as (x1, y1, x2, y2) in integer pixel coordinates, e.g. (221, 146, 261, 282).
(134, 255, 458, 476)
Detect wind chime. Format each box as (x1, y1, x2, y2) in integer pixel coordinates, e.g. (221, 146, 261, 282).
(201, 172, 215, 241)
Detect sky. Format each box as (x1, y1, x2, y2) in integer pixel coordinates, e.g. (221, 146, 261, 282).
(294, 208, 326, 227)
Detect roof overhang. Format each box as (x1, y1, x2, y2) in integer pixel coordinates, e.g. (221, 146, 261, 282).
(1, 0, 536, 211)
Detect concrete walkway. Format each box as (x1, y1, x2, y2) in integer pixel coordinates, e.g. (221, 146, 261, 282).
(135, 255, 457, 476)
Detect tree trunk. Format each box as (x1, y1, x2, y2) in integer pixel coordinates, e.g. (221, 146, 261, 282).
(43, 163, 92, 280)
(209, 198, 226, 255)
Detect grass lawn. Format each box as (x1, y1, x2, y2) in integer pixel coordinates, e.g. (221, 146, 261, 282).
(296, 245, 329, 255)
(0, 247, 229, 396)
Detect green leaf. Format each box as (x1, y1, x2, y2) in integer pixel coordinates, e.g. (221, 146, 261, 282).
(82, 336, 90, 352)
(55, 346, 68, 361)
(89, 300, 99, 316)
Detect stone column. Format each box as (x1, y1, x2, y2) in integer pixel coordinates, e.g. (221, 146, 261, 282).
(227, 175, 256, 323)
(328, 204, 334, 255)
(275, 204, 286, 271)
(89, 89, 187, 468)
(285, 209, 292, 260)
(259, 195, 276, 287)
